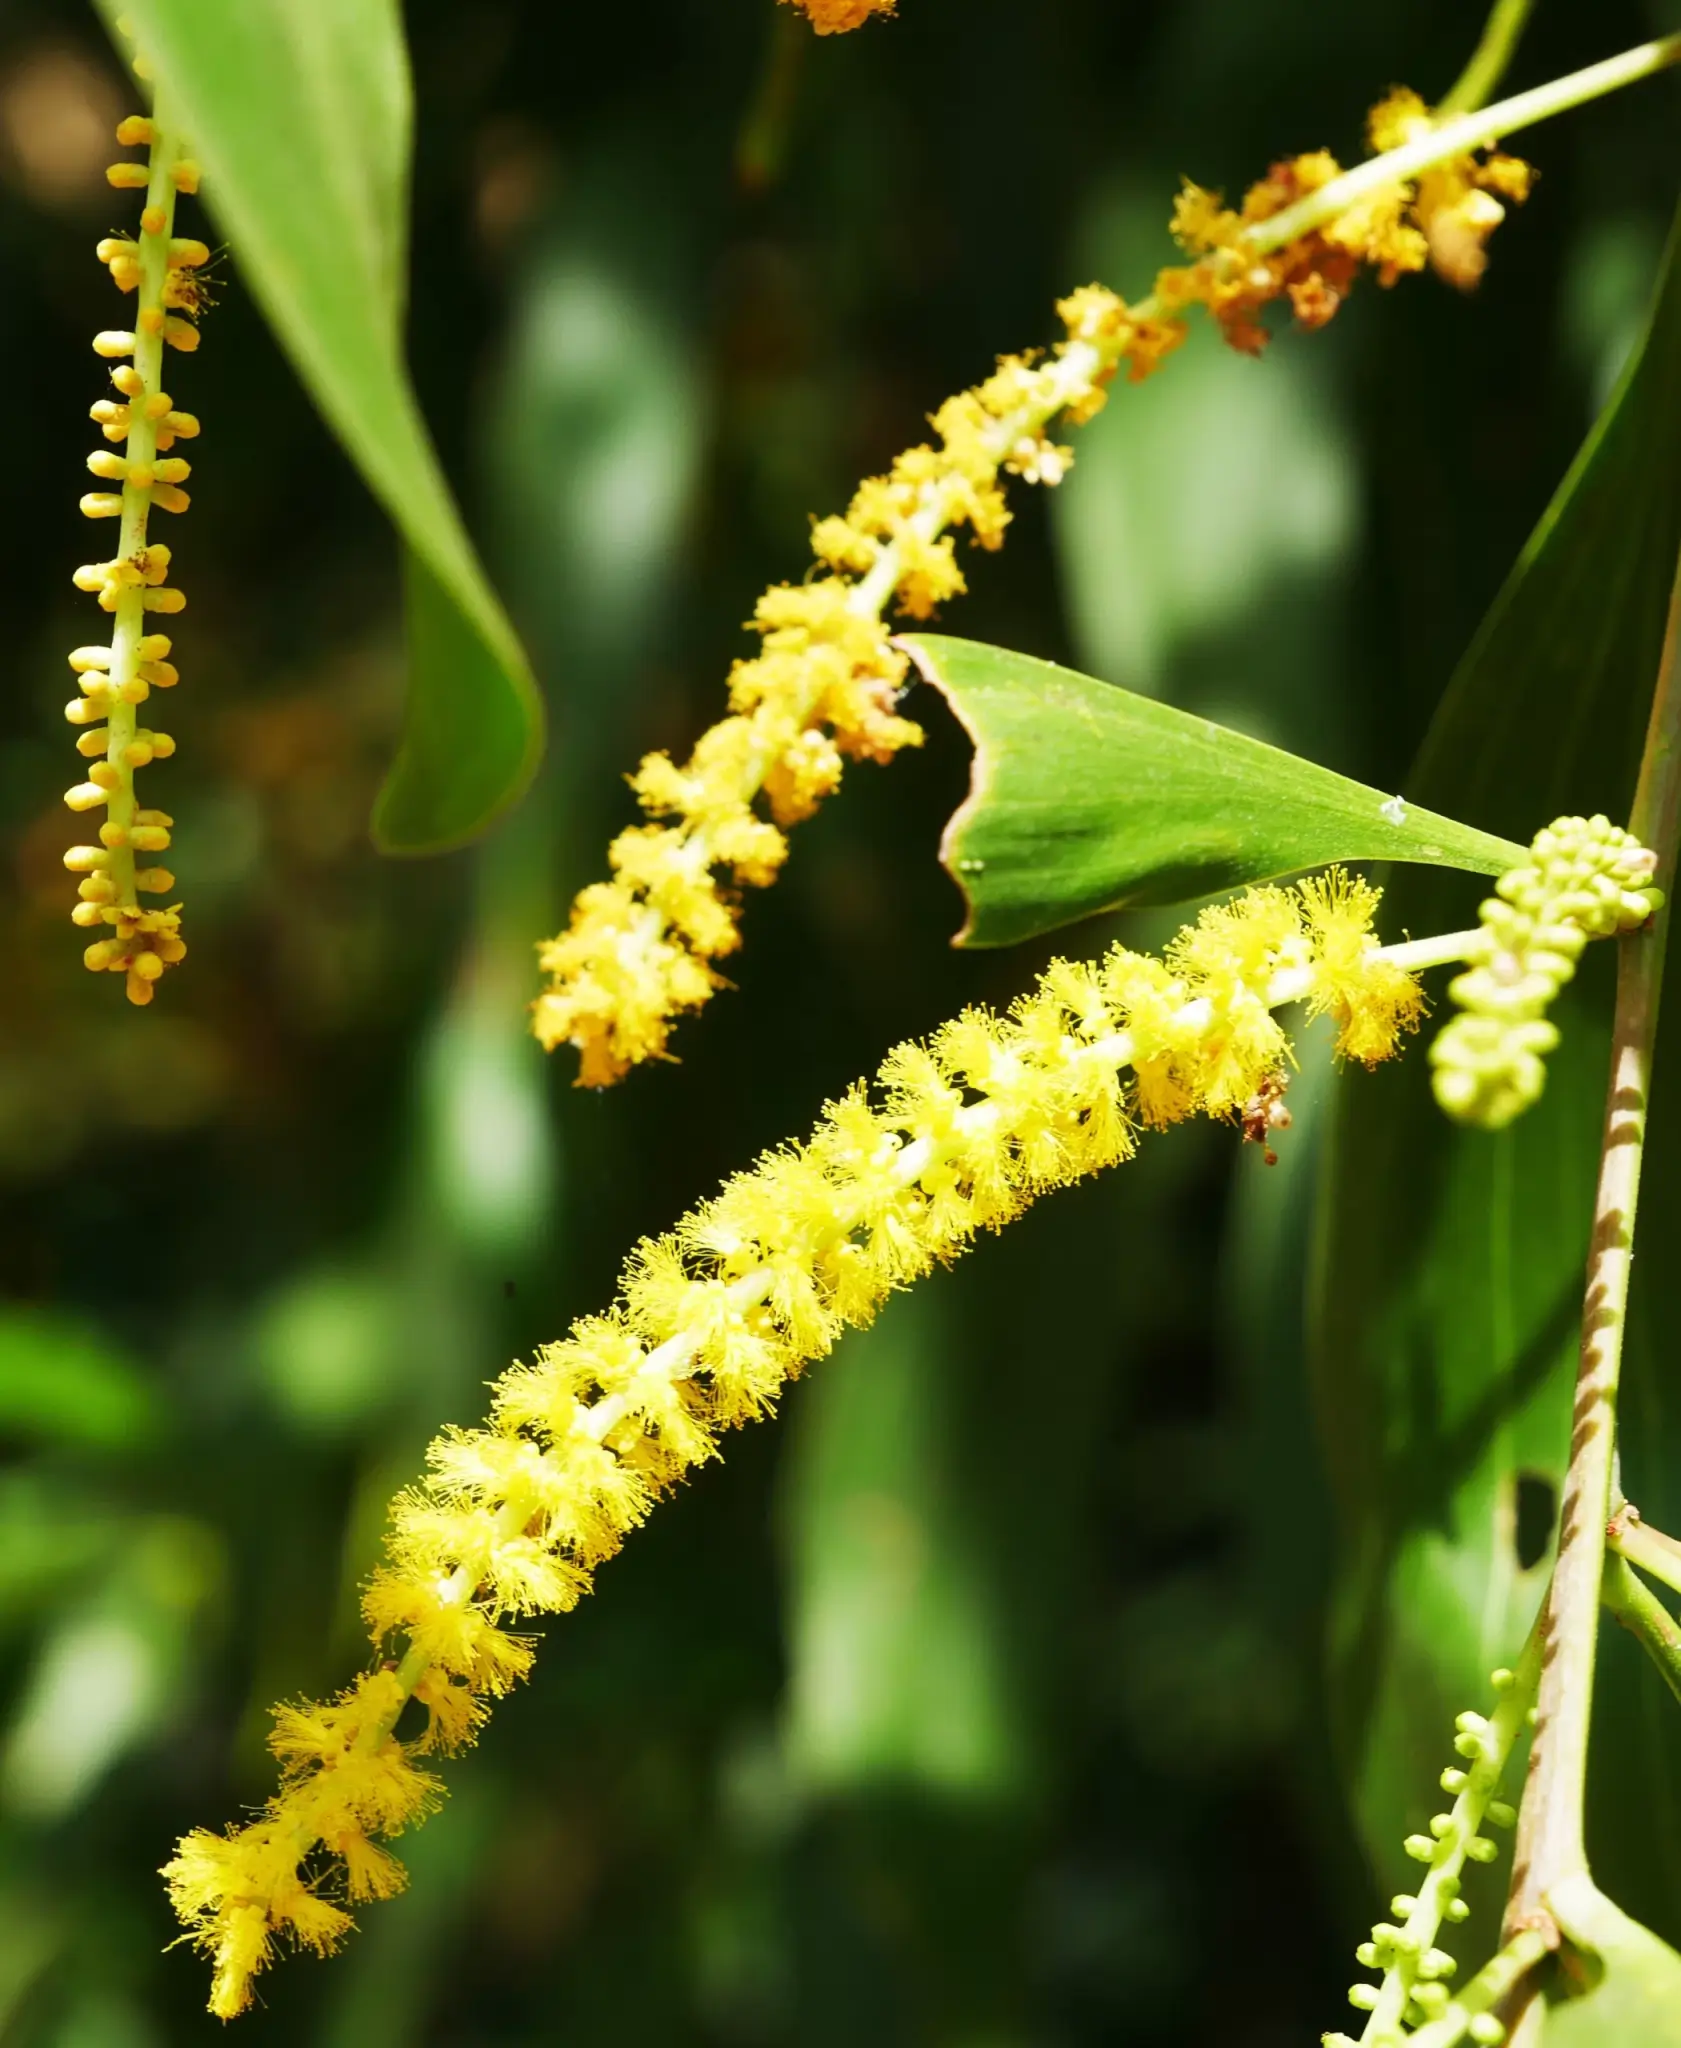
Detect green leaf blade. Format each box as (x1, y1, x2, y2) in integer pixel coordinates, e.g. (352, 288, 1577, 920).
(901, 634, 1523, 946)
(98, 0, 545, 852)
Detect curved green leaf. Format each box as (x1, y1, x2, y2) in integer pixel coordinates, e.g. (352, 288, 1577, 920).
(1311, 208, 1681, 1929)
(95, 0, 544, 851)
(900, 635, 1523, 946)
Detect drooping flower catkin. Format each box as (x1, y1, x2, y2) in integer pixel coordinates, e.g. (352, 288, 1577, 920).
(169, 871, 1424, 2017)
(62, 107, 205, 1006)
(532, 94, 1531, 1086)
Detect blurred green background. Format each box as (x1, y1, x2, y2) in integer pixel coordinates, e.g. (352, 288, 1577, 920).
(0, 0, 1676, 2041)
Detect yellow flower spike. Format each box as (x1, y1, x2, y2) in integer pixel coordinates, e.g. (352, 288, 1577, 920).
(169, 872, 1424, 2018)
(534, 82, 1534, 1086)
(61, 100, 204, 1006)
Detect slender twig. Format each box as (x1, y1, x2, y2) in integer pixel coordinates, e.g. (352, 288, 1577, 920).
(1602, 1554, 1681, 1709)
(1384, 930, 1484, 975)
(1438, 0, 1539, 117)
(1607, 1500, 1681, 1603)
(1401, 1929, 1552, 2048)
(1504, 544, 1681, 1939)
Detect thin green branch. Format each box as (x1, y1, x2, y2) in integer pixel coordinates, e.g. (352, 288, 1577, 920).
(1400, 1929, 1552, 2048)
(1384, 929, 1484, 975)
(1438, 0, 1540, 118)
(1603, 1554, 1681, 1709)
(1607, 1502, 1681, 1602)
(1505, 542, 1681, 1931)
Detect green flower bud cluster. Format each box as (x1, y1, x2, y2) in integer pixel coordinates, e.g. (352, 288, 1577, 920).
(1430, 814, 1661, 1130)
(1325, 1665, 1533, 2048)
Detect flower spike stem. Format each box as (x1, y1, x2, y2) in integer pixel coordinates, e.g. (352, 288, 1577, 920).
(1382, 1929, 1551, 2048)
(1601, 1554, 1681, 1711)
(1247, 35, 1681, 260)
(1505, 539, 1681, 1942)
(1437, 0, 1538, 118)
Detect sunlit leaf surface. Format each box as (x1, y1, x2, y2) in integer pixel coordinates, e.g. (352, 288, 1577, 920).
(903, 634, 1522, 947)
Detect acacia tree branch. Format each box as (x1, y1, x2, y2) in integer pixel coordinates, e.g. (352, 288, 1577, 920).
(1503, 544, 1681, 1944)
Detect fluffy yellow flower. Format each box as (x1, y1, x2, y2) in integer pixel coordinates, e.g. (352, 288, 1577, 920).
(62, 110, 204, 1005)
(533, 89, 1531, 1086)
(169, 871, 1421, 2017)
(786, 0, 896, 30)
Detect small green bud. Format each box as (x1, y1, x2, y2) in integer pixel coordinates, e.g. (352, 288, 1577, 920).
(1420, 1948, 1458, 1980)
(1444, 1897, 1471, 1922)
(1440, 1767, 1470, 1794)
(1465, 1834, 1499, 1864)
(1468, 2020, 1506, 2046)
(1347, 1983, 1381, 2011)
(1431, 816, 1660, 1130)
(1489, 1668, 1515, 1690)
(1486, 1798, 1517, 1829)
(1404, 1834, 1437, 1863)
(1389, 1894, 1419, 1918)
